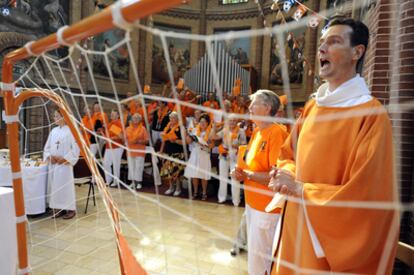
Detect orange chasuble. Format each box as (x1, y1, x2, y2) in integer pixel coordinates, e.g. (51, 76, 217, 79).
(244, 124, 288, 213)
(271, 99, 399, 274)
(126, 124, 148, 157)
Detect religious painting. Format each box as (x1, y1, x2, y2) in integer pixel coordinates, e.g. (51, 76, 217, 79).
(152, 24, 191, 84)
(269, 21, 306, 86)
(214, 28, 250, 65)
(0, 0, 70, 60)
(93, 28, 130, 80)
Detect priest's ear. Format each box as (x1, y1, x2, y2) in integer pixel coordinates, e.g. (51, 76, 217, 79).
(352, 44, 365, 62)
(352, 44, 366, 72)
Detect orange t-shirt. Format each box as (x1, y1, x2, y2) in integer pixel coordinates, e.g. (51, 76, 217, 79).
(105, 120, 124, 149)
(126, 124, 148, 157)
(244, 124, 288, 213)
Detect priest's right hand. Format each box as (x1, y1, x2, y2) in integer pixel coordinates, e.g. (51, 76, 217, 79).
(269, 169, 302, 197)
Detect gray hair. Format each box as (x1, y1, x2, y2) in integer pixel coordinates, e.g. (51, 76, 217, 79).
(249, 89, 280, 116)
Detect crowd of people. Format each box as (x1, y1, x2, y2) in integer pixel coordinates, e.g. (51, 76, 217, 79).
(43, 18, 398, 275)
(79, 87, 275, 206)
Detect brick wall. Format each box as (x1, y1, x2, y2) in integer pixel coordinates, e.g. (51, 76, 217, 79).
(363, 0, 414, 273)
(393, 1, 414, 271)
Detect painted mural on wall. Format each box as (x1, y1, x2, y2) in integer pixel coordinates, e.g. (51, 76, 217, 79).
(214, 28, 250, 65)
(93, 28, 130, 80)
(0, 0, 70, 59)
(269, 22, 306, 86)
(152, 24, 191, 84)
(92, 0, 129, 80)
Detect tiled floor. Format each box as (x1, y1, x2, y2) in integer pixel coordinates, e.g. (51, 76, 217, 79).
(27, 184, 247, 274)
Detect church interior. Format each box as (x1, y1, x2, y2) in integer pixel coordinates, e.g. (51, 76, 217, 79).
(0, 0, 413, 274)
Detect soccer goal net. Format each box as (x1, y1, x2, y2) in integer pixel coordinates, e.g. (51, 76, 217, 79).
(0, 0, 408, 274)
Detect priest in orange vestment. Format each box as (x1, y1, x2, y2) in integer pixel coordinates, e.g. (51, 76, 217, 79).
(269, 18, 399, 275)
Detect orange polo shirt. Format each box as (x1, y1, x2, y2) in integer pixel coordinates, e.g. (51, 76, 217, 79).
(126, 124, 148, 158)
(244, 124, 288, 213)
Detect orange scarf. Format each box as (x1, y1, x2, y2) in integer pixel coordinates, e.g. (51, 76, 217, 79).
(195, 124, 212, 142)
(162, 122, 179, 141)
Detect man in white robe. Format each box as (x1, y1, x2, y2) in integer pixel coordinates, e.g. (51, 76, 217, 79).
(43, 110, 80, 219)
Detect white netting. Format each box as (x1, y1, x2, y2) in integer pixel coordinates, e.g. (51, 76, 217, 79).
(4, 0, 412, 274)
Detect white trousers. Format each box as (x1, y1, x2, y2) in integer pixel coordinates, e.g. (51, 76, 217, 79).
(127, 156, 145, 182)
(151, 130, 162, 145)
(246, 205, 280, 275)
(218, 157, 240, 206)
(234, 210, 247, 248)
(103, 147, 124, 184)
(90, 143, 100, 157)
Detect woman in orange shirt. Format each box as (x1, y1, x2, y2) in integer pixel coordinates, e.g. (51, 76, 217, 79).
(126, 113, 149, 190)
(160, 112, 186, 196)
(103, 109, 125, 187)
(184, 113, 213, 200)
(232, 90, 288, 275)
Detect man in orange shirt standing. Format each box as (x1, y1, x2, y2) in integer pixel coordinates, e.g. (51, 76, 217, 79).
(232, 90, 288, 275)
(126, 113, 149, 190)
(269, 18, 399, 274)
